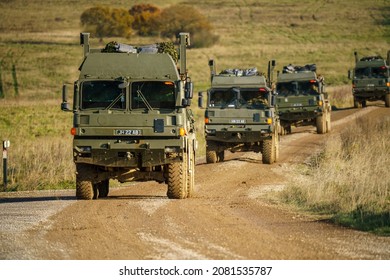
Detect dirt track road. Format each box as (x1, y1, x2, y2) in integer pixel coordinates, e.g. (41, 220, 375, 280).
(1, 106, 390, 260)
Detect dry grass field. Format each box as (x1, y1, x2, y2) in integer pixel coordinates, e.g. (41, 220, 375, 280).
(0, 0, 389, 232)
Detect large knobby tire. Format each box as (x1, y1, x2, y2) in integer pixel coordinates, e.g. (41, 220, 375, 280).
(166, 153, 187, 199)
(326, 111, 332, 133)
(316, 115, 326, 134)
(218, 150, 225, 162)
(385, 94, 390, 108)
(353, 98, 360, 108)
(76, 164, 97, 200)
(206, 141, 218, 164)
(96, 180, 109, 198)
(187, 148, 195, 198)
(262, 138, 275, 164)
(273, 133, 279, 163)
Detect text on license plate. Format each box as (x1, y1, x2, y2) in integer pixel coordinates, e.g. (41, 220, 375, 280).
(230, 119, 246, 124)
(114, 129, 142, 136)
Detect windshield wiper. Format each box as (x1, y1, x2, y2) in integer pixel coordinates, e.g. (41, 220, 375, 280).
(137, 89, 154, 111)
(104, 92, 125, 110)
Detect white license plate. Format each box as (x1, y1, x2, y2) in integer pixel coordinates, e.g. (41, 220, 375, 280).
(114, 129, 142, 136)
(230, 119, 246, 124)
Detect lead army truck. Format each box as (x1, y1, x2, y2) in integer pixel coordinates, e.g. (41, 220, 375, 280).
(199, 60, 280, 164)
(348, 51, 390, 108)
(61, 33, 196, 200)
(275, 64, 331, 134)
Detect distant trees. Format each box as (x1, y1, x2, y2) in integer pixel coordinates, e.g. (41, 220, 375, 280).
(129, 4, 161, 36)
(80, 4, 218, 48)
(80, 6, 134, 39)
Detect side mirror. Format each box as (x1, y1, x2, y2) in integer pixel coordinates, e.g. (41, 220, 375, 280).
(270, 94, 276, 107)
(348, 69, 353, 80)
(198, 92, 204, 108)
(61, 84, 71, 112)
(185, 81, 193, 99)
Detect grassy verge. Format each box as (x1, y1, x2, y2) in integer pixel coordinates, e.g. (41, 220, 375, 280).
(0, 100, 74, 191)
(279, 117, 390, 235)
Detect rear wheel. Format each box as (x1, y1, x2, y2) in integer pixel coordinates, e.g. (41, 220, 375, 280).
(218, 150, 225, 162)
(76, 164, 97, 200)
(96, 180, 109, 198)
(167, 153, 187, 199)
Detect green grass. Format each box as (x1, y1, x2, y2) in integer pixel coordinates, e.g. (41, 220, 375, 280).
(0, 0, 389, 100)
(0, 1, 389, 235)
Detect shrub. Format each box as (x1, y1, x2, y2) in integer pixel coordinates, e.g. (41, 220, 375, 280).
(129, 4, 161, 36)
(157, 4, 218, 48)
(80, 6, 134, 39)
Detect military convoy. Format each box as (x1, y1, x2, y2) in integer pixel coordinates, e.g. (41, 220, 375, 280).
(61, 33, 196, 200)
(199, 60, 280, 164)
(60, 32, 346, 199)
(275, 64, 331, 134)
(348, 51, 390, 108)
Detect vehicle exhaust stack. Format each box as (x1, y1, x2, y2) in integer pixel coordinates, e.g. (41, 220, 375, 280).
(208, 59, 216, 81)
(178, 32, 190, 78)
(80, 33, 90, 58)
(387, 50, 390, 65)
(354, 51, 359, 63)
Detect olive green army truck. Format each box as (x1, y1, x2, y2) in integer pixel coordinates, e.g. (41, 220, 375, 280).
(61, 33, 196, 200)
(275, 64, 331, 134)
(199, 60, 279, 164)
(348, 51, 390, 108)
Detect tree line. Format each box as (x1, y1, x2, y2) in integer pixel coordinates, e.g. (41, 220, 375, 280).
(80, 3, 219, 48)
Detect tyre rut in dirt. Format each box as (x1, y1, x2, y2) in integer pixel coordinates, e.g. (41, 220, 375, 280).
(262, 138, 275, 164)
(167, 153, 187, 199)
(76, 163, 97, 200)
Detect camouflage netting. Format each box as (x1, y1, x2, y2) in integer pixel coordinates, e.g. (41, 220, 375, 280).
(102, 41, 178, 63)
(220, 68, 260, 76)
(283, 64, 317, 73)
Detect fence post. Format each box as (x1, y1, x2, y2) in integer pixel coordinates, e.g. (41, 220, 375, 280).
(2, 140, 10, 190)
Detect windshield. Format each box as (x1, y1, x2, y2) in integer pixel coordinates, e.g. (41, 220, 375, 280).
(277, 81, 318, 96)
(81, 81, 124, 110)
(209, 88, 268, 108)
(355, 67, 387, 78)
(240, 89, 269, 108)
(131, 81, 175, 110)
(209, 89, 236, 108)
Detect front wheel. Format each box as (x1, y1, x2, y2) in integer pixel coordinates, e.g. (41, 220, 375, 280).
(385, 94, 390, 108)
(262, 138, 275, 164)
(187, 148, 195, 198)
(166, 153, 187, 199)
(76, 164, 97, 200)
(316, 115, 326, 134)
(206, 141, 218, 163)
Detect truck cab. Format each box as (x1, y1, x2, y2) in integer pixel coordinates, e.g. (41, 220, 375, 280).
(348, 51, 390, 108)
(199, 60, 279, 164)
(61, 33, 196, 200)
